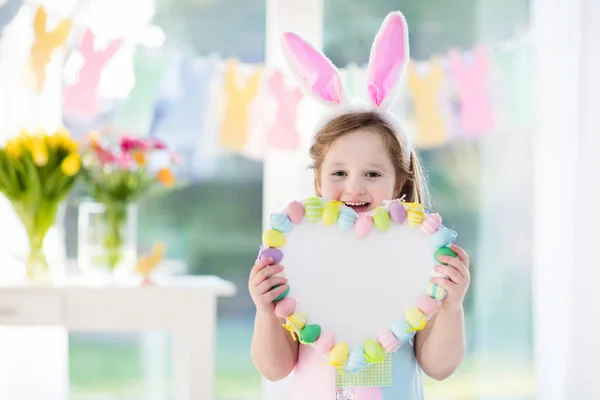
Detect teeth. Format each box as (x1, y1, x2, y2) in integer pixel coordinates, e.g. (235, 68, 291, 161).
(345, 202, 367, 206)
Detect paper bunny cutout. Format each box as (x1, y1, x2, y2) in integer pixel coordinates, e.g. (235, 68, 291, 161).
(281, 11, 412, 163)
(64, 29, 122, 119)
(26, 6, 72, 92)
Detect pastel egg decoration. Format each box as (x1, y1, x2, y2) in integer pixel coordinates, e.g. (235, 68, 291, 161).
(426, 282, 448, 300)
(417, 294, 439, 316)
(421, 213, 442, 235)
(347, 347, 368, 373)
(389, 201, 407, 224)
(273, 284, 290, 302)
(431, 226, 456, 249)
(377, 330, 401, 352)
(389, 320, 415, 342)
(322, 201, 340, 226)
(263, 229, 286, 248)
(354, 214, 373, 238)
(338, 206, 357, 231)
(271, 212, 293, 233)
(329, 342, 350, 373)
(282, 312, 308, 340)
(363, 338, 385, 363)
(258, 247, 284, 264)
(434, 246, 458, 263)
(373, 207, 391, 231)
(314, 331, 335, 354)
(405, 307, 427, 331)
(304, 197, 323, 222)
(299, 324, 322, 345)
(407, 203, 425, 227)
(274, 297, 297, 318)
(286, 200, 305, 224)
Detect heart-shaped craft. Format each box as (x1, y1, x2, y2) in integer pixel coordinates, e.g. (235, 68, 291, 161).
(259, 197, 458, 375)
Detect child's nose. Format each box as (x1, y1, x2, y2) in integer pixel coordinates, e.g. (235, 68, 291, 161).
(345, 176, 366, 195)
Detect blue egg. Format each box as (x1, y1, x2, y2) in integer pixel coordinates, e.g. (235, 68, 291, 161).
(346, 347, 368, 373)
(270, 213, 293, 233)
(389, 320, 415, 342)
(430, 226, 456, 249)
(338, 206, 357, 231)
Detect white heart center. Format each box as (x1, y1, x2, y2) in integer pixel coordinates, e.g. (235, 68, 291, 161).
(280, 219, 434, 348)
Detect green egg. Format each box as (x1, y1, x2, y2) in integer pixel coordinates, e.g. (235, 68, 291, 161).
(373, 207, 391, 231)
(299, 324, 321, 344)
(272, 284, 290, 303)
(434, 247, 457, 263)
(363, 338, 385, 363)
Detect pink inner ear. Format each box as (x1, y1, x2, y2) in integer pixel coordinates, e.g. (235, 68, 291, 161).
(367, 13, 407, 107)
(282, 32, 343, 104)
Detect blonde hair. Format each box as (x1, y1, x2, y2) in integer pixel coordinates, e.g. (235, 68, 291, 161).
(308, 111, 429, 205)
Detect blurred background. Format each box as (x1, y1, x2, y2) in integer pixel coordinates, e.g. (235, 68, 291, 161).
(0, 0, 597, 399)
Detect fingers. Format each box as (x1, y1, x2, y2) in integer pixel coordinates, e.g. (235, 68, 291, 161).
(250, 257, 273, 280)
(264, 284, 289, 302)
(256, 275, 288, 295)
(450, 244, 469, 268)
(434, 265, 463, 284)
(430, 276, 455, 292)
(438, 254, 469, 279)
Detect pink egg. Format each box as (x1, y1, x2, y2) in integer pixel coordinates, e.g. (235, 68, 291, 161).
(354, 215, 373, 237)
(377, 330, 400, 352)
(417, 294, 440, 315)
(420, 213, 442, 235)
(274, 297, 297, 318)
(313, 331, 335, 354)
(286, 201, 305, 224)
(389, 201, 407, 224)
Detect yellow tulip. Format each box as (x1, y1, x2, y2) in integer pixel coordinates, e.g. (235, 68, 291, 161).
(54, 128, 78, 153)
(5, 138, 22, 160)
(61, 153, 80, 176)
(31, 136, 48, 166)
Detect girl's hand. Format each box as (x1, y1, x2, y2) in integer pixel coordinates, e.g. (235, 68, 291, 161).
(248, 256, 289, 314)
(430, 244, 470, 312)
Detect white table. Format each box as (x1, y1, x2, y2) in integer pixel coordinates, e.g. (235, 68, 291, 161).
(0, 275, 236, 400)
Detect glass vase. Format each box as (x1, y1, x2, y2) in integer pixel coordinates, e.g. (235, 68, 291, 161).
(78, 201, 138, 284)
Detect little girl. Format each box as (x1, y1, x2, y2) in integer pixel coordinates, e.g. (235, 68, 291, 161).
(249, 11, 470, 400)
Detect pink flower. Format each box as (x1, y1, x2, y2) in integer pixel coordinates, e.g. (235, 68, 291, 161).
(120, 136, 149, 152)
(96, 147, 118, 165)
(147, 138, 167, 150)
(117, 152, 134, 169)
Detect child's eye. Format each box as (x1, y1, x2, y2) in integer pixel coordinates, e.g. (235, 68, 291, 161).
(332, 171, 347, 177)
(366, 171, 382, 178)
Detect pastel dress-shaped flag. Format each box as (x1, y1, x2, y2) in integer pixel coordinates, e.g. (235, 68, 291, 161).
(113, 47, 169, 135)
(63, 29, 122, 120)
(447, 45, 494, 136)
(219, 58, 263, 152)
(0, 0, 21, 34)
(266, 70, 304, 151)
(23, 6, 72, 93)
(407, 58, 447, 148)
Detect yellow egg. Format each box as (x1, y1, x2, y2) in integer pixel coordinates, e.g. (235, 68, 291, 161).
(405, 307, 427, 331)
(262, 229, 286, 248)
(407, 203, 425, 228)
(329, 342, 349, 366)
(322, 201, 340, 226)
(373, 207, 391, 231)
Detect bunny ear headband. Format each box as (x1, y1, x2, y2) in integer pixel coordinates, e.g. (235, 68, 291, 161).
(281, 11, 412, 164)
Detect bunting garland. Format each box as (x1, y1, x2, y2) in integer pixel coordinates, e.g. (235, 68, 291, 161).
(0, 2, 534, 161)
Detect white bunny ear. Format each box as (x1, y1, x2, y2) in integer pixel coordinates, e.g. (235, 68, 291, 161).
(366, 11, 410, 110)
(281, 32, 348, 107)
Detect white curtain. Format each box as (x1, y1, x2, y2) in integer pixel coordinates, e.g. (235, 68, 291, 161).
(532, 0, 600, 398)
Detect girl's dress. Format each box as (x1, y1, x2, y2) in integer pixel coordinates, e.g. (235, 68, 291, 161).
(288, 339, 425, 400)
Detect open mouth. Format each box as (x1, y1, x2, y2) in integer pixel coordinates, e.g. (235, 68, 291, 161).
(344, 201, 371, 213)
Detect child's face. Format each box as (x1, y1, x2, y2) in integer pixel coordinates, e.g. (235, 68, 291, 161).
(318, 129, 397, 213)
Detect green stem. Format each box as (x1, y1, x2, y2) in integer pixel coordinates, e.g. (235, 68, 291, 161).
(102, 201, 127, 271)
